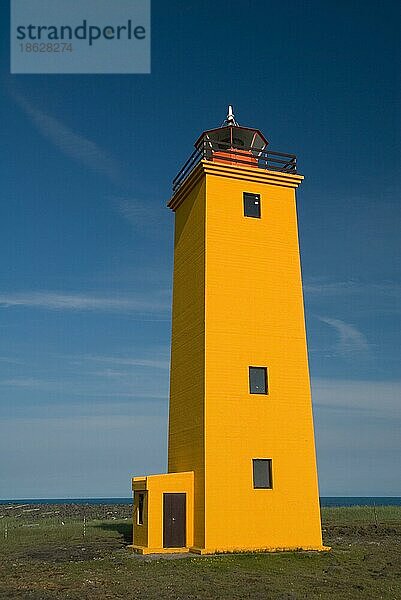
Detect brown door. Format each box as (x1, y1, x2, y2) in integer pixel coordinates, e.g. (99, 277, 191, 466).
(163, 493, 186, 548)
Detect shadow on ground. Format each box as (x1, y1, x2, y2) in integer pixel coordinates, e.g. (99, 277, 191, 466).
(95, 521, 133, 545)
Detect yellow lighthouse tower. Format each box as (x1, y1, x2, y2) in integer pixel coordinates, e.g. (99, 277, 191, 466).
(131, 108, 325, 554)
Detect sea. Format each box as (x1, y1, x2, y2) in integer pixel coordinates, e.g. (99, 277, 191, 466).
(0, 497, 400, 507)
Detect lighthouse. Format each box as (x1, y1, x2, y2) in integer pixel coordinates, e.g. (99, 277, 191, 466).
(131, 108, 325, 554)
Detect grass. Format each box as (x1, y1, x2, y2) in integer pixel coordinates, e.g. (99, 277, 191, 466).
(0, 505, 400, 599)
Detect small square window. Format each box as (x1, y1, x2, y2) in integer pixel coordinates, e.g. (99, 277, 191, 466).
(243, 192, 261, 218)
(137, 492, 145, 525)
(249, 366, 268, 394)
(253, 459, 273, 489)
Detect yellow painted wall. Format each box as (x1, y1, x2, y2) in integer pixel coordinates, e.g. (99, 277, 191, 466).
(167, 178, 206, 549)
(201, 163, 322, 551)
(166, 162, 323, 553)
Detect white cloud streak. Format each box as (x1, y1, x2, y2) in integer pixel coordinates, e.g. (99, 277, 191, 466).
(0, 357, 23, 365)
(13, 93, 122, 184)
(0, 378, 48, 389)
(317, 316, 370, 353)
(304, 280, 401, 298)
(82, 354, 170, 370)
(0, 291, 168, 314)
(0, 376, 167, 400)
(116, 197, 154, 223)
(113, 196, 167, 229)
(312, 378, 401, 419)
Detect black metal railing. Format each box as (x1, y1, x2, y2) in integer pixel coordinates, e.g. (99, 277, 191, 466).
(172, 139, 297, 193)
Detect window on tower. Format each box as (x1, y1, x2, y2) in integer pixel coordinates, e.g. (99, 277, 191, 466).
(253, 459, 273, 489)
(243, 192, 261, 218)
(249, 366, 268, 394)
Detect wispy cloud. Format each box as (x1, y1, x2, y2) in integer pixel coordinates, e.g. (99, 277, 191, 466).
(318, 316, 369, 353)
(115, 197, 155, 223)
(0, 377, 48, 389)
(87, 369, 127, 379)
(13, 93, 122, 184)
(312, 378, 401, 496)
(113, 196, 168, 229)
(0, 357, 23, 365)
(0, 291, 168, 314)
(305, 280, 401, 298)
(82, 354, 170, 370)
(0, 376, 167, 400)
(312, 378, 401, 418)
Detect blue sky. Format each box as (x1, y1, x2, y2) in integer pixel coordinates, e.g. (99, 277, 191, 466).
(0, 0, 400, 499)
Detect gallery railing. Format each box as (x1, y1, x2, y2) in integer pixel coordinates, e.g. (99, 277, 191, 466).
(172, 140, 297, 193)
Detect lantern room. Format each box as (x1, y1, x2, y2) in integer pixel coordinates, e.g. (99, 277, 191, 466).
(172, 106, 297, 194)
(195, 107, 268, 168)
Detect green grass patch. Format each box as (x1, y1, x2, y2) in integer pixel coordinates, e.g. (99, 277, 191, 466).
(0, 505, 400, 599)
(322, 505, 401, 526)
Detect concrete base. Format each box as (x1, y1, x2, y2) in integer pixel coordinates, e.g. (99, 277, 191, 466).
(128, 544, 331, 556)
(128, 545, 190, 555)
(189, 545, 331, 555)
